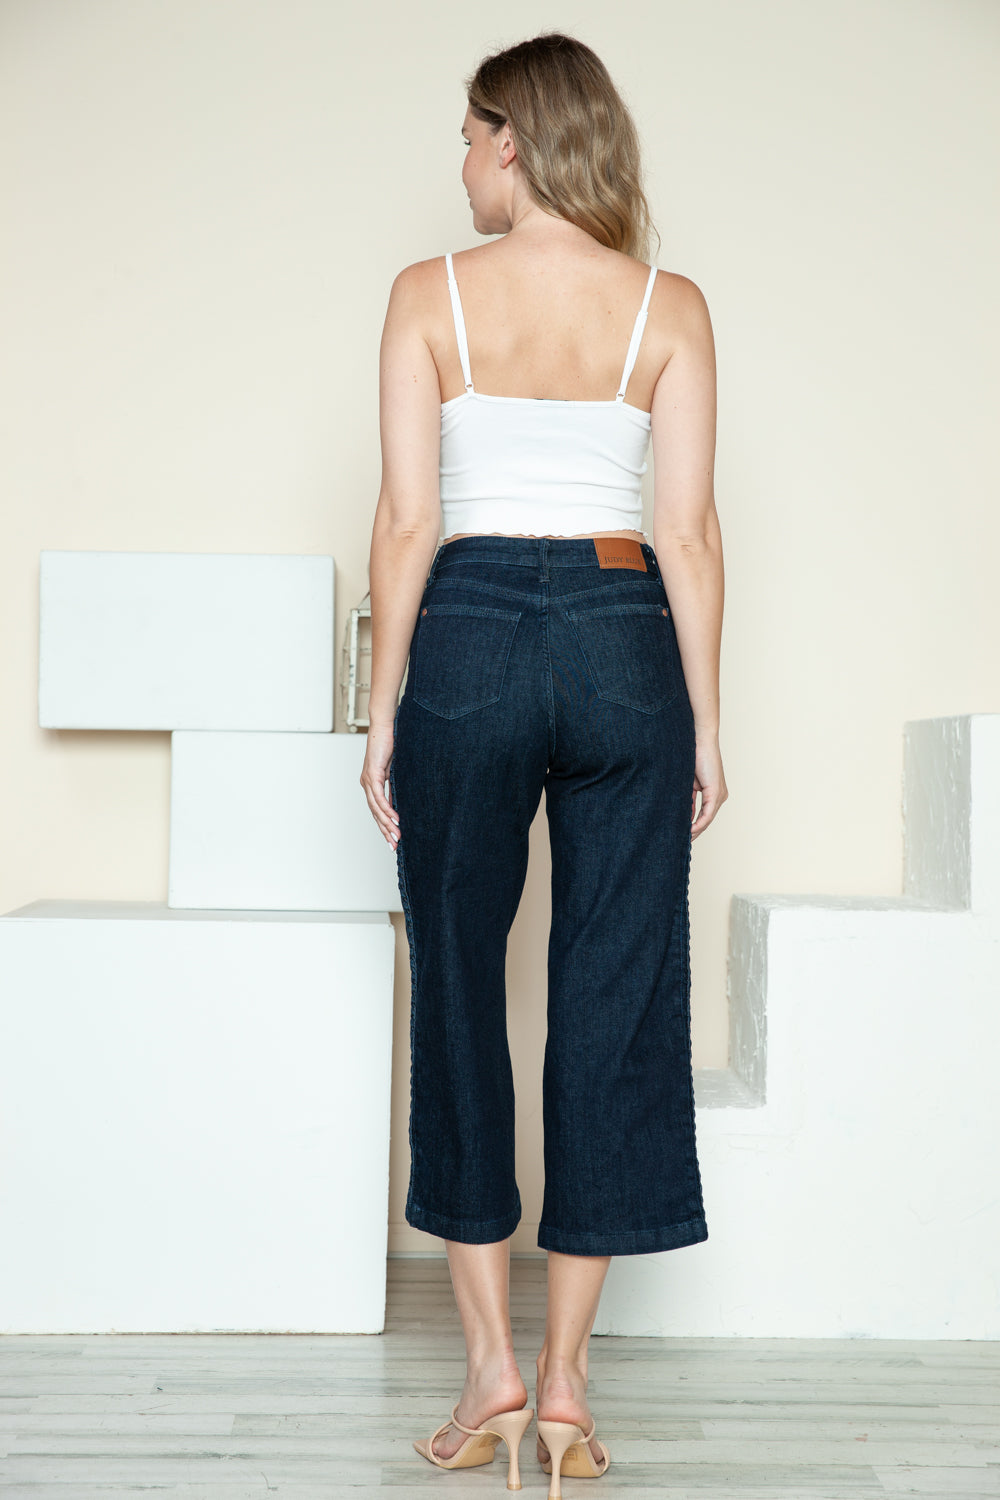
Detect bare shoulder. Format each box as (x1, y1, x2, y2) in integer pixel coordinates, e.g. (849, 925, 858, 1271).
(651, 267, 711, 322)
(647, 268, 714, 369)
(387, 254, 449, 306)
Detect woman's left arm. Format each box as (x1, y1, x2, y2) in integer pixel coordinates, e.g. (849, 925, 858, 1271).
(361, 261, 443, 848)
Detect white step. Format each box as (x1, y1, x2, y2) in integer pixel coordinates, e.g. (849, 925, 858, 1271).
(39, 551, 334, 730)
(0, 901, 395, 1335)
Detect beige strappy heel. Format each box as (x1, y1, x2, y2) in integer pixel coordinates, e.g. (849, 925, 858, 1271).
(413, 1401, 535, 1490)
(536, 1416, 611, 1500)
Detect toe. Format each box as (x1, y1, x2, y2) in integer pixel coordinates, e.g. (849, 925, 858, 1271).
(434, 1424, 466, 1461)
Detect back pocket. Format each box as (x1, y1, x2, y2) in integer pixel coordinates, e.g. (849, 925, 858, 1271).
(565, 600, 681, 714)
(411, 602, 523, 719)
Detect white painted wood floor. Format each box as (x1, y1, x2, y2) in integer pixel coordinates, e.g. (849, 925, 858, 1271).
(0, 1256, 997, 1497)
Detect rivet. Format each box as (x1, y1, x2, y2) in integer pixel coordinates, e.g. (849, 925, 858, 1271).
(661, 607, 668, 616)
(421, 607, 428, 616)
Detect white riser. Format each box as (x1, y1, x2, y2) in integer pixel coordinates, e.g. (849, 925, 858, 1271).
(598, 714, 1000, 1339)
(169, 731, 400, 911)
(0, 902, 395, 1334)
(38, 551, 334, 730)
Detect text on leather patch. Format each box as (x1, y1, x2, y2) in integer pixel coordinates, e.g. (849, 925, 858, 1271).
(593, 537, 647, 571)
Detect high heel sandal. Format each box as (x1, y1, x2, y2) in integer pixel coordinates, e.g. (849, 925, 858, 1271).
(536, 1417, 611, 1500)
(413, 1402, 535, 1490)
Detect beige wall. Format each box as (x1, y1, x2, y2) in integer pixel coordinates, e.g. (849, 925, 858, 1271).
(2, 0, 997, 1256)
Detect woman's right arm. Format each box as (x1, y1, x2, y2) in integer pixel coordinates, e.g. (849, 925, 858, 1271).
(649, 274, 728, 838)
(361, 263, 443, 847)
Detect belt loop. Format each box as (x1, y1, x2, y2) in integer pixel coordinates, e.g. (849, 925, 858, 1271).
(427, 543, 443, 584)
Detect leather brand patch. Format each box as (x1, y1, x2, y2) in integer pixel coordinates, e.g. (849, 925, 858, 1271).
(593, 537, 647, 571)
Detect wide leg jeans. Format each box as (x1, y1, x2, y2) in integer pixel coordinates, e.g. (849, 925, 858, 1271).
(389, 534, 709, 1256)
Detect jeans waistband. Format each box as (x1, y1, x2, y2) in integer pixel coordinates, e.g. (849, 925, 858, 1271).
(429, 534, 659, 582)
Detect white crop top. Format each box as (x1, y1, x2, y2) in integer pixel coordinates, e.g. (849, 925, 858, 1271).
(439, 252, 658, 542)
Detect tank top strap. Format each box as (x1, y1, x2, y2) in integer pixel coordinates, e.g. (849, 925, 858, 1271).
(445, 252, 475, 393)
(616, 263, 658, 402)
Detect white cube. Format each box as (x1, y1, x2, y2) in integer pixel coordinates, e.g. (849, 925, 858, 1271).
(168, 731, 401, 911)
(0, 900, 395, 1334)
(39, 551, 334, 730)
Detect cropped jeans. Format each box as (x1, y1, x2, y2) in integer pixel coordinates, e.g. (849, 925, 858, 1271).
(389, 534, 709, 1257)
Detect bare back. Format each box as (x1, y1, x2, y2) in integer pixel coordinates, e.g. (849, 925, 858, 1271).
(424, 240, 681, 544)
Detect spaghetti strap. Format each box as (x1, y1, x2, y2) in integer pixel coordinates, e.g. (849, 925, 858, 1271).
(616, 263, 658, 402)
(445, 252, 475, 393)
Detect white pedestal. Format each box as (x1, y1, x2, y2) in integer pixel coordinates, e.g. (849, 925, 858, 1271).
(598, 714, 1000, 1339)
(168, 731, 401, 911)
(0, 901, 395, 1334)
(39, 551, 334, 731)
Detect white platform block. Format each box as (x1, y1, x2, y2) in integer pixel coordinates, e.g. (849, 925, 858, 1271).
(0, 901, 395, 1334)
(168, 731, 400, 911)
(38, 551, 334, 730)
(598, 714, 1000, 1340)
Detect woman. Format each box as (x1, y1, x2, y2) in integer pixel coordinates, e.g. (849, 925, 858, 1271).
(361, 31, 726, 1497)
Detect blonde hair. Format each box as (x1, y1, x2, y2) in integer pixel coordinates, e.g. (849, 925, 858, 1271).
(464, 32, 660, 262)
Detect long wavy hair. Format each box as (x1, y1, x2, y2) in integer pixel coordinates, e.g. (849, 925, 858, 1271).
(464, 32, 660, 263)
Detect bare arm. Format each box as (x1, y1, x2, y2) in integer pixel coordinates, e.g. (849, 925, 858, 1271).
(361, 262, 443, 847)
(649, 276, 727, 835)
(367, 262, 443, 719)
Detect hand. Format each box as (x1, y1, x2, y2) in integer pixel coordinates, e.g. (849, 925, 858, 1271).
(691, 733, 728, 839)
(360, 715, 400, 850)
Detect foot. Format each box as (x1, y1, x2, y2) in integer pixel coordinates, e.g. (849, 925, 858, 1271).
(430, 1367, 529, 1462)
(535, 1363, 606, 1468)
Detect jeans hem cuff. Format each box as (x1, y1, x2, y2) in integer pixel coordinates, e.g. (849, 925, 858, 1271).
(536, 1214, 708, 1256)
(406, 1198, 522, 1244)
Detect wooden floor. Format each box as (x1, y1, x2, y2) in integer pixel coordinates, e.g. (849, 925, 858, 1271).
(0, 1256, 997, 1497)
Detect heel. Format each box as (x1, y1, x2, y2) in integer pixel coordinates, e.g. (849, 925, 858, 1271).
(485, 1407, 534, 1491)
(536, 1419, 583, 1500)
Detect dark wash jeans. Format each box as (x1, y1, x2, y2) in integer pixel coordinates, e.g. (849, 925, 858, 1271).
(389, 534, 709, 1257)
